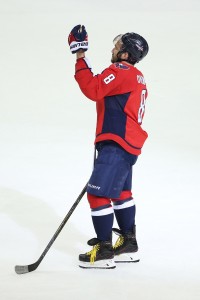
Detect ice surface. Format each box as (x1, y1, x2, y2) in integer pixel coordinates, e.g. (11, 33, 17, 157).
(0, 0, 200, 299)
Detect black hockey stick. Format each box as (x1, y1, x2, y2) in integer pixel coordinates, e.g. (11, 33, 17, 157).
(15, 183, 87, 274)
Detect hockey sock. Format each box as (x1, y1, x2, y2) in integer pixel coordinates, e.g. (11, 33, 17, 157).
(113, 199, 136, 233)
(91, 205, 114, 241)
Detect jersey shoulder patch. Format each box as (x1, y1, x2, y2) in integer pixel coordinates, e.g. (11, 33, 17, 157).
(114, 63, 130, 70)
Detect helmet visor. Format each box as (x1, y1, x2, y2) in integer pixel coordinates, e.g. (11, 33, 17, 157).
(113, 34, 123, 46)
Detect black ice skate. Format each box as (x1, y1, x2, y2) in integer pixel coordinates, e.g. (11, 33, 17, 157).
(79, 238, 116, 269)
(113, 226, 140, 263)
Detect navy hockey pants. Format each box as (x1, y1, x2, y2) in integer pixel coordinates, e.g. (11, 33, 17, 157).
(87, 141, 138, 200)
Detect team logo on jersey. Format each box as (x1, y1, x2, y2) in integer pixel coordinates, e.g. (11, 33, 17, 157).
(114, 63, 129, 70)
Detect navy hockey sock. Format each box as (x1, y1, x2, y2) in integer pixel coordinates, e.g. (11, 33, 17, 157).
(91, 205, 114, 241)
(113, 200, 136, 233)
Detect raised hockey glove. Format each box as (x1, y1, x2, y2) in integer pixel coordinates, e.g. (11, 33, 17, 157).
(68, 25, 88, 54)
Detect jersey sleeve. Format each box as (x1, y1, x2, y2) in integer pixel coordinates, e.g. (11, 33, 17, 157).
(74, 58, 123, 101)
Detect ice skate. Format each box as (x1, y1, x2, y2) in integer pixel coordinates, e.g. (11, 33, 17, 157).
(113, 227, 140, 263)
(79, 238, 116, 269)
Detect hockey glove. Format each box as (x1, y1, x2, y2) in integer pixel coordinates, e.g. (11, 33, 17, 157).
(68, 25, 88, 54)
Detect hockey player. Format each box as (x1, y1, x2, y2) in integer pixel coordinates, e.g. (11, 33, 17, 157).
(68, 25, 149, 269)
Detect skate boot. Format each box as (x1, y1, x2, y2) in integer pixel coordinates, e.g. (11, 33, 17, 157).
(79, 238, 116, 269)
(113, 226, 140, 263)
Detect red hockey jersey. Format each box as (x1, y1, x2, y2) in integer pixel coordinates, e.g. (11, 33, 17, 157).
(75, 58, 148, 155)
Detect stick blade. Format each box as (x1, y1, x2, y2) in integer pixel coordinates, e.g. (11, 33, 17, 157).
(15, 262, 38, 274)
(15, 265, 29, 274)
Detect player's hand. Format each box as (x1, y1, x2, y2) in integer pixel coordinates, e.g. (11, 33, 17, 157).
(68, 25, 88, 54)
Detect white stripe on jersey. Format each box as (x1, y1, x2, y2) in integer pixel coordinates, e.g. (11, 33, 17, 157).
(83, 57, 92, 69)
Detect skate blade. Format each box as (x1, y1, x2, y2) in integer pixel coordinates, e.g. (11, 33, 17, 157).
(114, 252, 140, 263)
(79, 259, 116, 269)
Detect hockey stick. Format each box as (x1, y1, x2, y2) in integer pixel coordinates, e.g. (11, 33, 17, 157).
(15, 183, 87, 274)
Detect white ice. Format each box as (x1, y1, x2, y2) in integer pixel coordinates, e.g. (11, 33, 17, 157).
(0, 0, 200, 299)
